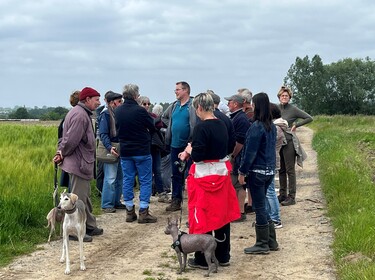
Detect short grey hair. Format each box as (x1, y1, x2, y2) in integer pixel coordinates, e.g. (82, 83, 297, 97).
(238, 88, 253, 103)
(193, 92, 214, 112)
(152, 104, 164, 116)
(123, 84, 139, 99)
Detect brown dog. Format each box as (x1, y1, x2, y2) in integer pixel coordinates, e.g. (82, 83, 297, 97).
(46, 206, 65, 243)
(165, 217, 224, 277)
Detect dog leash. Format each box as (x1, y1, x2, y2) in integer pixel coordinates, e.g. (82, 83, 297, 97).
(53, 162, 59, 207)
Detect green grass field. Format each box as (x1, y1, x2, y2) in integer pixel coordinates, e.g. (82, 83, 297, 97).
(0, 122, 101, 266)
(0, 117, 374, 279)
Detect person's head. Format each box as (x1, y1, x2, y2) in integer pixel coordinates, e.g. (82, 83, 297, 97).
(238, 88, 253, 109)
(152, 104, 164, 117)
(253, 92, 273, 131)
(105, 91, 123, 109)
(192, 92, 214, 120)
(224, 94, 244, 113)
(207, 89, 220, 108)
(277, 86, 293, 105)
(270, 103, 281, 119)
(69, 90, 80, 107)
(79, 87, 101, 110)
(175, 81, 190, 101)
(138, 96, 151, 111)
(122, 84, 140, 100)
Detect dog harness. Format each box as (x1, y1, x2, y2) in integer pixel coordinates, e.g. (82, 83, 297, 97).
(171, 231, 187, 253)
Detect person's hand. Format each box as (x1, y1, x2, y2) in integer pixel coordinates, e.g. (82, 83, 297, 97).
(110, 146, 119, 157)
(53, 151, 63, 165)
(178, 151, 190, 161)
(291, 125, 297, 132)
(238, 174, 246, 185)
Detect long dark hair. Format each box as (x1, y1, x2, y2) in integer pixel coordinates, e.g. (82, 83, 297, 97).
(253, 92, 273, 131)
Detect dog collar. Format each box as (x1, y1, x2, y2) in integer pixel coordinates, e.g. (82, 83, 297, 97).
(171, 231, 187, 253)
(64, 203, 77, 214)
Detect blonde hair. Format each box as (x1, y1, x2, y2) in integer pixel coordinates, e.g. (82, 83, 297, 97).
(277, 86, 293, 99)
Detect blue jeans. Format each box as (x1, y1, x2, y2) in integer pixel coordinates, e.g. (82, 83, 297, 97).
(151, 147, 164, 194)
(247, 172, 274, 226)
(266, 176, 281, 223)
(121, 155, 152, 210)
(170, 147, 185, 201)
(101, 161, 123, 209)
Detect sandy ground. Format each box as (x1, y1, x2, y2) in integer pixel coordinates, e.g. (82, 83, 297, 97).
(0, 126, 336, 280)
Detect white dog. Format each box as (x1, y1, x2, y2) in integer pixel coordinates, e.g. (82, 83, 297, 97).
(58, 191, 87, 274)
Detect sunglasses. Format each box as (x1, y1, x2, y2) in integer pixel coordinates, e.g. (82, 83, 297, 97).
(143, 103, 151, 106)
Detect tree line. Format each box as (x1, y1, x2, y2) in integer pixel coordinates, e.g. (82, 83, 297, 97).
(284, 55, 375, 115)
(3, 56, 375, 120)
(2, 103, 172, 120)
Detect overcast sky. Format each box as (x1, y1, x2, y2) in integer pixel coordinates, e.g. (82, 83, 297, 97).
(1, 0, 374, 108)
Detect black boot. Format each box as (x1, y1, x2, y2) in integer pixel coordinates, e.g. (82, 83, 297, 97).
(268, 221, 279, 251)
(244, 224, 270, 254)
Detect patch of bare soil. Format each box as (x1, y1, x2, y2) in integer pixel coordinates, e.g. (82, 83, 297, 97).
(0, 127, 336, 280)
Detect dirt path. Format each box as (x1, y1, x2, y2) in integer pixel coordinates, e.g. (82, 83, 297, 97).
(0, 127, 336, 280)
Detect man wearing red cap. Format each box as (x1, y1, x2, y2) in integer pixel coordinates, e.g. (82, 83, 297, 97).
(53, 87, 103, 241)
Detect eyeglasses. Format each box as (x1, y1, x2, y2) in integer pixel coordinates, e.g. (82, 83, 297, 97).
(175, 88, 185, 92)
(143, 103, 151, 106)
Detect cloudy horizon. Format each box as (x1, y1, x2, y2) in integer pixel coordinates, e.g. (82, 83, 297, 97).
(1, 0, 374, 108)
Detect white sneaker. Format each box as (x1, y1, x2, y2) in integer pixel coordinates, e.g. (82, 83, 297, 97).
(273, 221, 283, 229)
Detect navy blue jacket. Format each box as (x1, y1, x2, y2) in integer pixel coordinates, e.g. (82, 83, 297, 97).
(239, 120, 276, 175)
(114, 99, 156, 157)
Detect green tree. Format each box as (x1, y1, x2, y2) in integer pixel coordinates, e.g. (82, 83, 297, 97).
(285, 55, 375, 115)
(284, 55, 327, 115)
(9, 107, 30, 119)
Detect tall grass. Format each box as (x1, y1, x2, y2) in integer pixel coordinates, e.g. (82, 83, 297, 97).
(310, 115, 375, 279)
(0, 123, 101, 266)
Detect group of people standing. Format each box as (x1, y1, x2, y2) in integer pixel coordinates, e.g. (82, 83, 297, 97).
(53, 82, 313, 267)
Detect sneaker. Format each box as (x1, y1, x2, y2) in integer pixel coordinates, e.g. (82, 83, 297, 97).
(273, 221, 283, 229)
(166, 199, 181, 212)
(158, 192, 169, 203)
(69, 234, 93, 242)
(86, 227, 104, 236)
(281, 197, 296, 206)
(102, 207, 116, 213)
(138, 207, 157, 224)
(115, 204, 127, 209)
(233, 213, 246, 223)
(219, 261, 230, 267)
(187, 258, 208, 270)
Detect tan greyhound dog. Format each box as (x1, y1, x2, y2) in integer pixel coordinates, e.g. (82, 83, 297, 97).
(58, 191, 87, 275)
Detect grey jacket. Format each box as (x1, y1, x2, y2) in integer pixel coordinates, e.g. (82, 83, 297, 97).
(161, 97, 198, 147)
(58, 102, 96, 180)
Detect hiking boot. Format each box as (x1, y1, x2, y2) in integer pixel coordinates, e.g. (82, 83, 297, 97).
(138, 207, 157, 224)
(166, 199, 181, 212)
(86, 227, 103, 236)
(158, 192, 169, 203)
(69, 234, 93, 242)
(233, 213, 247, 223)
(281, 196, 296, 206)
(126, 206, 137, 222)
(278, 195, 287, 203)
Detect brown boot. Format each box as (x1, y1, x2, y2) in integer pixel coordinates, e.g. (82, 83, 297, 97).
(126, 206, 137, 222)
(138, 207, 157, 224)
(166, 199, 181, 212)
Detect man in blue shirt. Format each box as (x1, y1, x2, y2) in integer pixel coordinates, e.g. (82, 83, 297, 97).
(162, 81, 197, 211)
